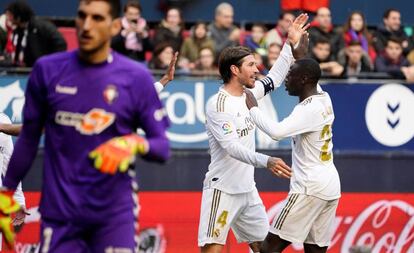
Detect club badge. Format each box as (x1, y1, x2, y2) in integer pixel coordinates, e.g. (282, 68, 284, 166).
(103, 85, 118, 104)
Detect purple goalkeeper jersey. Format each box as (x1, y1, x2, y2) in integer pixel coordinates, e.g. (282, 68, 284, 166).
(4, 50, 170, 223)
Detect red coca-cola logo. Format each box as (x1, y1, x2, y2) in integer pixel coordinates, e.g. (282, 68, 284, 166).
(267, 197, 414, 253)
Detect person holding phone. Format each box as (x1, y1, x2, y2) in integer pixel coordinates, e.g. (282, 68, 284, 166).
(111, 0, 152, 62)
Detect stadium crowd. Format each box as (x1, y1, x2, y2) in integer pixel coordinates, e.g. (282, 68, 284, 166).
(1, 0, 414, 81)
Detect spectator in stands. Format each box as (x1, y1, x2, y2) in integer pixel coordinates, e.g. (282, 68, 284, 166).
(308, 7, 343, 59)
(375, 37, 410, 79)
(338, 40, 373, 77)
(244, 23, 267, 56)
(179, 21, 215, 70)
(148, 42, 175, 70)
(373, 8, 413, 56)
(111, 0, 151, 62)
(264, 42, 281, 70)
(153, 7, 184, 52)
(265, 11, 295, 47)
(342, 11, 376, 62)
(1, 1, 66, 67)
(192, 46, 218, 75)
(208, 2, 240, 59)
(310, 37, 344, 76)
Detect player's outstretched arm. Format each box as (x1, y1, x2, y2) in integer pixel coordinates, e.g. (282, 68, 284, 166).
(0, 123, 22, 136)
(249, 14, 309, 100)
(245, 89, 313, 140)
(154, 51, 179, 93)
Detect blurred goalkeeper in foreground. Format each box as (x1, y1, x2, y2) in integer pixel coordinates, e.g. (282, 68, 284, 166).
(0, 0, 170, 251)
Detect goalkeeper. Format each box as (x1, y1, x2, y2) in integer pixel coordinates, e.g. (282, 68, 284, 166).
(1, 0, 170, 252)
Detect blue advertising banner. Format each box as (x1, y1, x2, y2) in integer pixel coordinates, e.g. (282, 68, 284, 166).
(1, 75, 413, 151)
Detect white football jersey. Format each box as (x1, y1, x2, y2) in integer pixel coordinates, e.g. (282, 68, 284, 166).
(203, 42, 294, 194)
(0, 113, 26, 206)
(249, 90, 341, 200)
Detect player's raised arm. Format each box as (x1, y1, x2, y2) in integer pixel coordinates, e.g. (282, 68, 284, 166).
(250, 13, 309, 99)
(245, 89, 316, 141)
(154, 51, 179, 93)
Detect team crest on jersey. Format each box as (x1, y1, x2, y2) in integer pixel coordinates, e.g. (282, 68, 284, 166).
(222, 122, 233, 135)
(103, 85, 118, 104)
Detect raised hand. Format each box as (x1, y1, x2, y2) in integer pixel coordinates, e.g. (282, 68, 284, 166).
(292, 32, 310, 60)
(159, 51, 179, 87)
(287, 13, 310, 48)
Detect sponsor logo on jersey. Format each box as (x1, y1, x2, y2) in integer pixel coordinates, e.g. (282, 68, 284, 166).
(103, 85, 118, 104)
(365, 83, 414, 147)
(55, 108, 115, 135)
(222, 122, 233, 135)
(55, 84, 78, 95)
(237, 117, 255, 137)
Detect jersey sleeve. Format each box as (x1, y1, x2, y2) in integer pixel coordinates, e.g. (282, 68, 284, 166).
(133, 69, 170, 162)
(250, 42, 294, 99)
(4, 62, 47, 190)
(153, 81, 164, 94)
(206, 109, 269, 168)
(249, 103, 322, 141)
(13, 182, 26, 208)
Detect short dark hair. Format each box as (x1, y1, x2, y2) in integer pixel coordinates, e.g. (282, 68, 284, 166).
(295, 58, 321, 85)
(279, 11, 295, 20)
(314, 37, 330, 46)
(383, 8, 400, 19)
(124, 0, 141, 13)
(80, 0, 121, 18)
(5, 0, 34, 23)
(347, 40, 362, 47)
(387, 36, 403, 46)
(218, 46, 252, 83)
(251, 23, 267, 32)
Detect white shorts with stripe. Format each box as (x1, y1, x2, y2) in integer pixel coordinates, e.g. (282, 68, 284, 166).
(198, 187, 268, 246)
(269, 193, 339, 247)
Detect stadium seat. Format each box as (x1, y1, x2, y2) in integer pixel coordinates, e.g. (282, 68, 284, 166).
(58, 27, 78, 51)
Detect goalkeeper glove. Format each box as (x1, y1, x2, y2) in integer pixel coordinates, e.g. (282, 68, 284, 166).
(89, 134, 148, 174)
(0, 189, 21, 249)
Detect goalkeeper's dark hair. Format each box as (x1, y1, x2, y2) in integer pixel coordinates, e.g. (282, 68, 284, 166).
(218, 46, 252, 83)
(79, 0, 121, 19)
(295, 58, 321, 85)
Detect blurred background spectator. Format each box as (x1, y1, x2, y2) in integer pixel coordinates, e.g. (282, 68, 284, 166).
(263, 42, 281, 71)
(265, 11, 295, 47)
(309, 7, 343, 59)
(179, 21, 214, 70)
(1, 0, 66, 67)
(375, 37, 410, 79)
(373, 8, 413, 56)
(148, 42, 175, 70)
(310, 37, 344, 76)
(338, 40, 373, 77)
(111, 0, 152, 62)
(208, 2, 240, 60)
(243, 23, 267, 56)
(153, 7, 184, 52)
(342, 11, 376, 62)
(191, 46, 218, 75)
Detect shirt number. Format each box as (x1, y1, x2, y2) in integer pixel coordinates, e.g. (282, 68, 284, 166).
(320, 124, 332, 162)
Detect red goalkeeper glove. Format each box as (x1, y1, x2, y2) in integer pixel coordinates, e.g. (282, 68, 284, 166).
(0, 189, 21, 249)
(89, 134, 149, 174)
